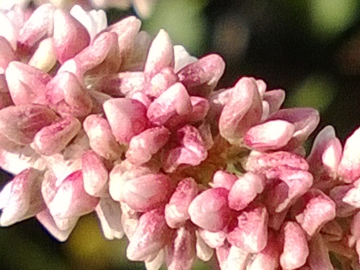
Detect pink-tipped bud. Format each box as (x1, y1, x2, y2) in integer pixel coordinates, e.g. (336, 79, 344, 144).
(244, 120, 295, 151)
(103, 98, 149, 144)
(147, 82, 192, 126)
(83, 114, 122, 160)
(53, 9, 90, 63)
(33, 117, 81, 156)
(228, 172, 265, 211)
(165, 178, 199, 228)
(0, 104, 58, 145)
(219, 77, 263, 144)
(227, 204, 268, 252)
(82, 150, 109, 197)
(144, 29, 174, 76)
(122, 173, 172, 212)
(0, 168, 44, 226)
(126, 208, 173, 261)
(166, 224, 196, 270)
(279, 221, 309, 269)
(212, 170, 238, 190)
(5, 61, 52, 105)
(47, 170, 100, 219)
(126, 126, 170, 165)
(178, 54, 225, 97)
(294, 189, 336, 236)
(188, 188, 232, 232)
(338, 127, 360, 183)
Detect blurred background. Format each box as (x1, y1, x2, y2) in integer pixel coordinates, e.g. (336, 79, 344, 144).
(1, 0, 360, 269)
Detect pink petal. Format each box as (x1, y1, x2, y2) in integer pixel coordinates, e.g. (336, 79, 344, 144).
(5, 61, 52, 105)
(165, 177, 199, 228)
(212, 170, 238, 190)
(267, 107, 320, 150)
(279, 221, 309, 269)
(0, 168, 44, 226)
(177, 54, 225, 96)
(228, 172, 265, 211)
(83, 114, 123, 160)
(244, 120, 295, 151)
(294, 189, 336, 236)
(126, 126, 170, 165)
(219, 77, 262, 144)
(198, 229, 227, 249)
(122, 173, 172, 212)
(126, 208, 173, 261)
(47, 170, 100, 219)
(165, 224, 196, 270)
(227, 204, 268, 252)
(144, 29, 174, 76)
(18, 4, 55, 48)
(0, 12, 17, 50)
(53, 9, 90, 63)
(0, 37, 16, 73)
(82, 150, 109, 197)
(163, 125, 207, 173)
(95, 197, 124, 240)
(147, 82, 192, 126)
(0, 104, 58, 145)
(36, 208, 77, 242)
(144, 67, 178, 98)
(247, 231, 280, 270)
(103, 98, 149, 144)
(338, 127, 360, 183)
(33, 117, 81, 156)
(262, 89, 285, 115)
(329, 185, 357, 217)
(188, 188, 232, 232)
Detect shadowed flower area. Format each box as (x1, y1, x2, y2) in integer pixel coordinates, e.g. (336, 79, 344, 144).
(1, 3, 360, 270)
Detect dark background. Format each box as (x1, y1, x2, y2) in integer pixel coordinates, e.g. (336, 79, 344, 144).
(1, 0, 360, 269)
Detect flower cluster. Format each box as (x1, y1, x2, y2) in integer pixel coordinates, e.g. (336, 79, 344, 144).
(1, 3, 360, 270)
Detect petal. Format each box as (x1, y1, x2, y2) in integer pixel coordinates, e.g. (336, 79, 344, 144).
(188, 188, 232, 232)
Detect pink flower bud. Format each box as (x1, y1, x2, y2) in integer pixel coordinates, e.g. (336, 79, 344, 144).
(53, 9, 90, 63)
(0, 104, 58, 145)
(262, 89, 285, 115)
(83, 114, 122, 160)
(227, 204, 268, 252)
(0, 37, 16, 73)
(228, 172, 265, 211)
(47, 170, 100, 219)
(212, 170, 238, 190)
(103, 98, 149, 144)
(126, 126, 170, 165)
(0, 12, 17, 50)
(36, 208, 77, 242)
(145, 29, 174, 76)
(18, 4, 55, 48)
(177, 54, 225, 97)
(165, 177, 198, 228)
(163, 125, 207, 172)
(188, 188, 232, 232)
(267, 107, 320, 150)
(47, 71, 93, 118)
(0, 168, 44, 226)
(247, 231, 281, 270)
(147, 82, 192, 126)
(5, 61, 52, 105)
(82, 150, 108, 197)
(165, 224, 196, 270)
(294, 189, 336, 236)
(244, 120, 295, 151)
(126, 208, 173, 261)
(122, 173, 172, 212)
(95, 197, 124, 240)
(219, 77, 262, 144)
(280, 221, 309, 269)
(338, 127, 360, 183)
(329, 185, 357, 217)
(33, 117, 81, 156)
(144, 67, 178, 98)
(198, 229, 227, 249)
